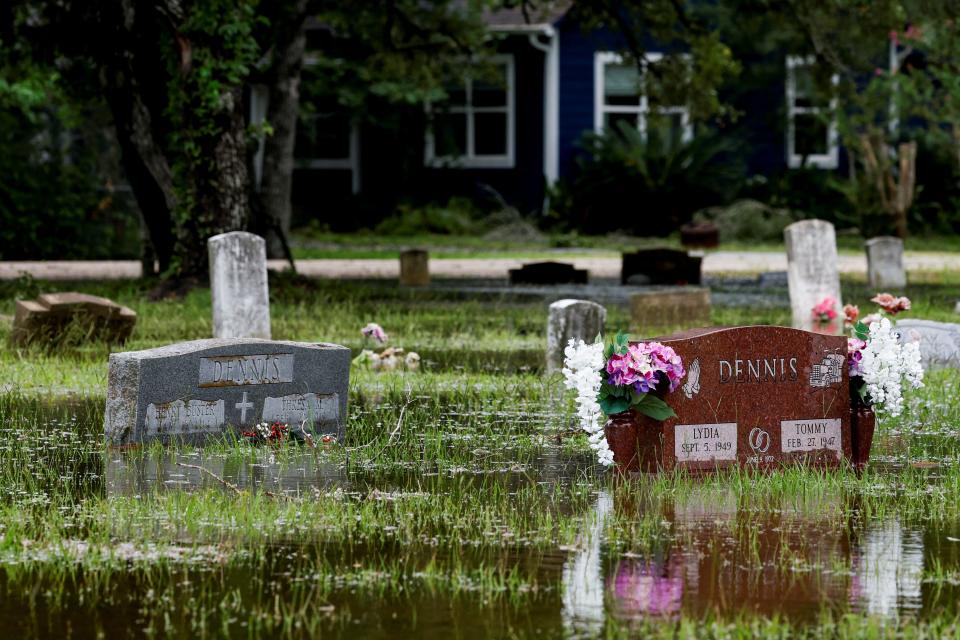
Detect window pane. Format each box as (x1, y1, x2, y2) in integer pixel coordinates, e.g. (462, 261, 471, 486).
(433, 112, 466, 157)
(295, 113, 351, 160)
(604, 64, 640, 106)
(444, 81, 467, 107)
(605, 112, 639, 134)
(794, 113, 829, 156)
(793, 64, 831, 109)
(473, 64, 508, 107)
(474, 112, 507, 155)
(647, 112, 687, 150)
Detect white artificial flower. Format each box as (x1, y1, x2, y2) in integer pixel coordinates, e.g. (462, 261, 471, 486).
(562, 338, 613, 467)
(859, 317, 924, 417)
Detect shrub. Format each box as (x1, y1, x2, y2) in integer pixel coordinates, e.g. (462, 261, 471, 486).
(550, 122, 745, 236)
(373, 197, 482, 235)
(0, 106, 140, 260)
(695, 199, 797, 243)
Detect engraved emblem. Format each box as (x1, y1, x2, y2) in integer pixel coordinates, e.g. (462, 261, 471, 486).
(682, 358, 701, 398)
(748, 427, 770, 453)
(809, 353, 844, 388)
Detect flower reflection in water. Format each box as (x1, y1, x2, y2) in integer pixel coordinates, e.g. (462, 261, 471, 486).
(610, 554, 684, 618)
(561, 491, 611, 635)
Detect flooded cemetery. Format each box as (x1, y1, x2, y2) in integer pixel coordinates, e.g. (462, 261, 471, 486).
(8, 2, 960, 637)
(4, 243, 960, 638)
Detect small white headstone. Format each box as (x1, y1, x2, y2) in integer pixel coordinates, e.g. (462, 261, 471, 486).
(208, 231, 271, 339)
(866, 236, 906, 289)
(784, 220, 843, 332)
(546, 299, 606, 373)
(895, 319, 960, 370)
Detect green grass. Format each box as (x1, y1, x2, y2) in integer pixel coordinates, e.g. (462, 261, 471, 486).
(3, 277, 960, 636)
(288, 229, 960, 259)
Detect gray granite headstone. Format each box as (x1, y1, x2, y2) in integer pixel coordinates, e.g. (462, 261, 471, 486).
(866, 236, 906, 289)
(208, 231, 271, 339)
(784, 220, 843, 332)
(546, 299, 606, 373)
(895, 319, 960, 370)
(105, 339, 350, 445)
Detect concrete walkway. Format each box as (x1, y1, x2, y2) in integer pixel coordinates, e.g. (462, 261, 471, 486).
(2, 251, 960, 281)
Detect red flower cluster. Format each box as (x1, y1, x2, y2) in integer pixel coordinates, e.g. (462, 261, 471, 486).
(242, 421, 289, 444)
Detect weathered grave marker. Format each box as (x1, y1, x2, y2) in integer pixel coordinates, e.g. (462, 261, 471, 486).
(784, 220, 843, 332)
(11, 292, 136, 346)
(546, 299, 606, 373)
(865, 236, 906, 289)
(105, 338, 350, 446)
(625, 326, 851, 472)
(208, 231, 271, 339)
(399, 249, 430, 286)
(509, 261, 588, 285)
(895, 319, 960, 370)
(621, 249, 701, 286)
(629, 287, 711, 331)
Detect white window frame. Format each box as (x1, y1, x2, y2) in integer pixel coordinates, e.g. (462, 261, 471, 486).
(593, 51, 693, 143)
(424, 54, 516, 169)
(785, 55, 839, 170)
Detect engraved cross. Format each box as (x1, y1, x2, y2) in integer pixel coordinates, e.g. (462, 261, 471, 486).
(236, 392, 254, 424)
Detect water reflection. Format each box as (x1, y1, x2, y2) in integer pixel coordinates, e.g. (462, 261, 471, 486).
(562, 486, 934, 626)
(561, 491, 611, 635)
(850, 520, 924, 617)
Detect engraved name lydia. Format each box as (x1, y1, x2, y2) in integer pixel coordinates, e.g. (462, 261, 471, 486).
(718, 357, 799, 384)
(674, 423, 738, 463)
(198, 354, 294, 387)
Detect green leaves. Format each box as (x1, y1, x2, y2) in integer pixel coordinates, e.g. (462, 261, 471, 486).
(604, 331, 630, 360)
(599, 396, 630, 415)
(633, 394, 677, 421)
(854, 321, 869, 341)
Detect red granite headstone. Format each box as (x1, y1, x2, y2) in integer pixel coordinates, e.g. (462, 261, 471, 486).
(631, 326, 852, 472)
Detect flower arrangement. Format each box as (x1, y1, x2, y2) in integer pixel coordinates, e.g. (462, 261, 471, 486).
(812, 296, 839, 329)
(563, 332, 685, 466)
(361, 322, 388, 344)
(353, 323, 421, 372)
(847, 294, 923, 417)
(242, 421, 334, 446)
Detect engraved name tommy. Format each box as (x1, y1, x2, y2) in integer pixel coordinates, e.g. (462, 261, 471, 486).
(718, 357, 798, 383)
(198, 354, 294, 387)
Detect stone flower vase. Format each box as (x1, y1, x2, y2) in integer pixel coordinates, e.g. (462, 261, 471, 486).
(850, 392, 876, 469)
(604, 408, 666, 474)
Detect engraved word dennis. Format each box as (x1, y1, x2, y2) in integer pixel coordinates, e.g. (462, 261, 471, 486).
(198, 354, 294, 387)
(718, 356, 798, 384)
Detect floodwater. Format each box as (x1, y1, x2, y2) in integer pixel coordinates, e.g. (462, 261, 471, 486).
(89, 451, 960, 637)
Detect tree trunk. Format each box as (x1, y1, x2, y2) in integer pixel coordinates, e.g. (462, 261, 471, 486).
(173, 86, 251, 277)
(255, 0, 308, 260)
(98, 2, 178, 275)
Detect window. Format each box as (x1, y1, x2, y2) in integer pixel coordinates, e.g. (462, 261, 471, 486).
(425, 55, 515, 168)
(594, 52, 693, 147)
(786, 55, 838, 169)
(293, 66, 360, 193)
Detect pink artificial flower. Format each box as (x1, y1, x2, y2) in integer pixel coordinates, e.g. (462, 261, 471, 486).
(848, 338, 866, 377)
(861, 313, 882, 327)
(843, 304, 860, 326)
(812, 297, 838, 324)
(871, 293, 911, 315)
(361, 322, 388, 344)
(606, 352, 641, 387)
(639, 342, 686, 392)
(874, 67, 885, 77)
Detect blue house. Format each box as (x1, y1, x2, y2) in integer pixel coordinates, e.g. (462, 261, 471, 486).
(280, 5, 852, 226)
